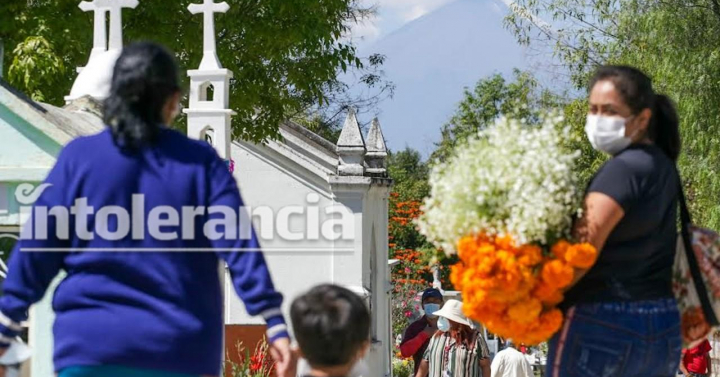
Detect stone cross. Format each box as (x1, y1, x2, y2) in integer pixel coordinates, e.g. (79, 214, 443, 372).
(188, 0, 229, 69)
(94, 0, 139, 50)
(78, 1, 108, 55)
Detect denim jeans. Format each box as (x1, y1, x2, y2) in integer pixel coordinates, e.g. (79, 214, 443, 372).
(546, 298, 682, 377)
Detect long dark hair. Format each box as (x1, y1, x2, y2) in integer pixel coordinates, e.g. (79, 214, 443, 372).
(103, 42, 180, 149)
(590, 65, 681, 161)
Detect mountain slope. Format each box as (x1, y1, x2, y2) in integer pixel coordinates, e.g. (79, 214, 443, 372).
(359, 0, 530, 157)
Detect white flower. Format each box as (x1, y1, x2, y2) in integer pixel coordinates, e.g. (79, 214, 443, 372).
(417, 114, 582, 254)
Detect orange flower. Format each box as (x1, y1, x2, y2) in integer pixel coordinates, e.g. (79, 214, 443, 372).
(538, 309, 563, 335)
(495, 234, 515, 252)
(551, 240, 570, 260)
(451, 233, 571, 344)
(533, 280, 562, 304)
(565, 243, 598, 268)
(508, 298, 542, 324)
(457, 236, 477, 259)
(541, 260, 574, 289)
(518, 245, 543, 266)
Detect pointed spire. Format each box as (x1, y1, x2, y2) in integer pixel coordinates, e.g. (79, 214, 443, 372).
(366, 118, 387, 154)
(337, 108, 366, 148)
(365, 117, 388, 176)
(337, 108, 366, 176)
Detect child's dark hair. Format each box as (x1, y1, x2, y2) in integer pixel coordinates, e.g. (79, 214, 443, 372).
(590, 65, 681, 161)
(103, 42, 180, 149)
(290, 284, 370, 367)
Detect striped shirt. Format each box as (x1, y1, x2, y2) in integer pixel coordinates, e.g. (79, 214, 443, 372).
(422, 331, 490, 377)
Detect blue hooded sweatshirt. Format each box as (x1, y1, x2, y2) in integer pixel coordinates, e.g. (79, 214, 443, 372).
(0, 128, 288, 376)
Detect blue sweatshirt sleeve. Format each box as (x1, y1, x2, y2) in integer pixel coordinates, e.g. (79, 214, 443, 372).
(206, 154, 289, 343)
(0, 149, 71, 346)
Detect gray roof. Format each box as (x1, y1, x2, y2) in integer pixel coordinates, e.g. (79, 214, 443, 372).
(39, 100, 105, 139)
(0, 79, 105, 145)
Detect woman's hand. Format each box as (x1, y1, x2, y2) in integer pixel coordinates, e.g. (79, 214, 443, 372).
(415, 360, 429, 377)
(569, 192, 625, 289)
(479, 357, 491, 377)
(269, 337, 296, 377)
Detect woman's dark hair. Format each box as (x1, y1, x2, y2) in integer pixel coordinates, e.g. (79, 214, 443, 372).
(290, 284, 370, 367)
(590, 65, 681, 161)
(103, 42, 180, 149)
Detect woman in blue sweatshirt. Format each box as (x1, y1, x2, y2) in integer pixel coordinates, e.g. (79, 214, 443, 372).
(0, 42, 292, 377)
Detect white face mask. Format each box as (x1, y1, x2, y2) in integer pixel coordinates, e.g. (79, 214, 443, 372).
(437, 317, 451, 332)
(585, 114, 633, 155)
(423, 303, 440, 318)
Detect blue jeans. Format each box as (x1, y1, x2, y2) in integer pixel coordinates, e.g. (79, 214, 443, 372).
(546, 298, 682, 377)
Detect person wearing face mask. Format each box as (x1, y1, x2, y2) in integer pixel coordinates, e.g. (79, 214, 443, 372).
(416, 299, 490, 377)
(0, 42, 294, 377)
(548, 65, 683, 377)
(400, 288, 444, 374)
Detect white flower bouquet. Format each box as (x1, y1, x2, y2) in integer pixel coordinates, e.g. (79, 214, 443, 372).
(417, 113, 597, 344)
(418, 114, 582, 254)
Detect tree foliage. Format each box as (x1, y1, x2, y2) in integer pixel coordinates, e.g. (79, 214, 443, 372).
(386, 148, 455, 288)
(0, 0, 391, 143)
(507, 0, 720, 229)
(431, 69, 566, 164)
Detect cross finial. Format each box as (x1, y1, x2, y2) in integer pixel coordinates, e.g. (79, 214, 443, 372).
(188, 0, 230, 69)
(94, 0, 139, 50)
(79, 1, 109, 57)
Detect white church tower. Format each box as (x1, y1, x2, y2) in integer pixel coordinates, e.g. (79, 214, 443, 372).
(183, 0, 234, 161)
(65, 0, 138, 102)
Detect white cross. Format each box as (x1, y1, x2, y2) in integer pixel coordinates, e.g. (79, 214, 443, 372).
(94, 0, 139, 50)
(188, 0, 229, 69)
(79, 1, 109, 55)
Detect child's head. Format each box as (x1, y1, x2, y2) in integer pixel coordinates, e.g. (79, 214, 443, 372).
(290, 284, 371, 370)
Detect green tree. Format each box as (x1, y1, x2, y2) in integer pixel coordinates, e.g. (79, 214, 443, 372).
(431, 69, 566, 163)
(387, 148, 431, 253)
(506, 0, 720, 228)
(0, 0, 391, 143)
(388, 148, 430, 200)
(386, 148, 457, 289)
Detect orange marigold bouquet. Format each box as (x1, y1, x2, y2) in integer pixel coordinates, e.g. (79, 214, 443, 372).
(417, 115, 598, 344)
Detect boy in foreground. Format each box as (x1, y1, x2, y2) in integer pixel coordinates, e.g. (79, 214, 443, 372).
(291, 284, 371, 377)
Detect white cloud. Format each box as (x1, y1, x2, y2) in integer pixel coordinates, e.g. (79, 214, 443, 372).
(349, 0, 456, 46)
(351, 17, 382, 42)
(376, 0, 455, 20)
(403, 4, 429, 21)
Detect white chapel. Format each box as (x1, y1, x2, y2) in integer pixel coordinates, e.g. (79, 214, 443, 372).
(0, 1, 395, 376)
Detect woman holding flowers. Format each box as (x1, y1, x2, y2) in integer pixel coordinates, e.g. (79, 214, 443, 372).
(548, 66, 683, 377)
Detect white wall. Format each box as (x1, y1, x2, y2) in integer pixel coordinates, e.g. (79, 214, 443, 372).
(227, 142, 393, 377)
(226, 142, 347, 325)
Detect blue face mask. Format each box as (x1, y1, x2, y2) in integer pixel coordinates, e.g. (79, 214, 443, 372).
(437, 317, 451, 332)
(423, 303, 440, 317)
